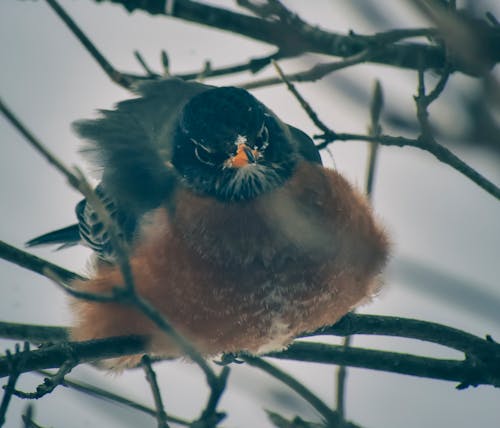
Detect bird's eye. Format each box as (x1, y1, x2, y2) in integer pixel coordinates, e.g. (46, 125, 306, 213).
(191, 139, 217, 166)
(194, 145, 217, 166)
(254, 124, 269, 151)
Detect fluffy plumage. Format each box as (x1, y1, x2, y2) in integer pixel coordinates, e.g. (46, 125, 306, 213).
(72, 162, 388, 362)
(27, 78, 389, 367)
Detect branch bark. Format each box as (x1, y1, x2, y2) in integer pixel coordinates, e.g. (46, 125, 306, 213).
(270, 341, 500, 389)
(89, 0, 500, 75)
(2, 313, 499, 389)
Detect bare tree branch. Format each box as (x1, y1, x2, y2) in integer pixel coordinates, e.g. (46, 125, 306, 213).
(269, 59, 340, 135)
(45, 0, 138, 89)
(12, 359, 76, 399)
(269, 341, 500, 388)
(304, 313, 500, 359)
(88, 0, 500, 75)
(0, 321, 68, 343)
(0, 240, 82, 284)
(45, 0, 285, 89)
(0, 336, 146, 378)
(2, 312, 499, 388)
(315, 132, 500, 200)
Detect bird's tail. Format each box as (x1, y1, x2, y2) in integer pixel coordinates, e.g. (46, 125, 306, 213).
(26, 224, 80, 249)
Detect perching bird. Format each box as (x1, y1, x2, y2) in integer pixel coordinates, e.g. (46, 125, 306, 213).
(27, 78, 389, 367)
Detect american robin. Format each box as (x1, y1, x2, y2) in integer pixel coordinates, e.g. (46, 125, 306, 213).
(28, 78, 389, 367)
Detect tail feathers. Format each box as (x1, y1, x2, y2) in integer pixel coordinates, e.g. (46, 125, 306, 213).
(26, 224, 80, 248)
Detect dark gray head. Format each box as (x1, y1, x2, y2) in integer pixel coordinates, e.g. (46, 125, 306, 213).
(172, 86, 297, 201)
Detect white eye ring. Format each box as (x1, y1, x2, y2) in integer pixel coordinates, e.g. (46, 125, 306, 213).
(190, 138, 217, 166)
(255, 124, 269, 151)
(194, 146, 216, 166)
(190, 138, 214, 153)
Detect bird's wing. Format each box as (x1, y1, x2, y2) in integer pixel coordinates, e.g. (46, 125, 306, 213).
(75, 184, 138, 262)
(26, 224, 80, 249)
(74, 78, 213, 212)
(26, 184, 137, 262)
(28, 79, 212, 258)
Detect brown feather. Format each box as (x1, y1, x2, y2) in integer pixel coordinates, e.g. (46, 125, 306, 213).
(71, 162, 389, 367)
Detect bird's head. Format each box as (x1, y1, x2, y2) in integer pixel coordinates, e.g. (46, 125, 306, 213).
(172, 86, 297, 201)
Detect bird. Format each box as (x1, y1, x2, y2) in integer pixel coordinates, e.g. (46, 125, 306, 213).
(27, 78, 389, 368)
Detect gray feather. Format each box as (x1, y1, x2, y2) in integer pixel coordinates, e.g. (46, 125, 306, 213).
(74, 78, 211, 211)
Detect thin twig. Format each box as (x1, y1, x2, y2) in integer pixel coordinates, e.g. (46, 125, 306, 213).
(365, 80, 383, 199)
(12, 359, 77, 399)
(45, 0, 137, 89)
(260, 51, 498, 199)
(424, 65, 451, 106)
(414, 55, 453, 162)
(270, 52, 496, 201)
(141, 355, 170, 428)
(271, 60, 333, 135)
(241, 49, 373, 90)
(315, 132, 500, 200)
(415, 60, 433, 138)
(45, 0, 283, 86)
(179, 50, 282, 81)
(242, 354, 341, 425)
(36, 370, 190, 426)
(134, 51, 159, 78)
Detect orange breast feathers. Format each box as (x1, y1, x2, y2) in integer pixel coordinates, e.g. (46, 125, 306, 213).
(70, 161, 389, 363)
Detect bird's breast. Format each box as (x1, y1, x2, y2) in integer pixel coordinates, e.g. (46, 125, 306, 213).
(166, 162, 341, 270)
(71, 161, 388, 360)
